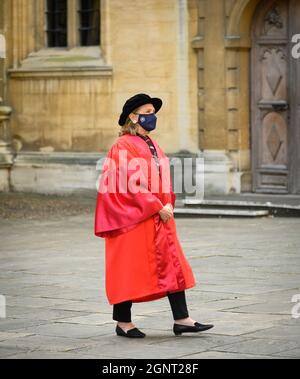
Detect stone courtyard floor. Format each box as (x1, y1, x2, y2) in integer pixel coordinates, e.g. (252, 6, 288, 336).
(0, 193, 300, 359)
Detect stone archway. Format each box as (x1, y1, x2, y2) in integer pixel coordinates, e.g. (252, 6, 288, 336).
(227, 0, 261, 39)
(225, 0, 300, 194)
(192, 0, 299, 194)
(224, 0, 262, 193)
(192, 0, 264, 194)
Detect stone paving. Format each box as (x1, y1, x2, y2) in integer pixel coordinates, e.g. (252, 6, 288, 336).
(0, 198, 300, 359)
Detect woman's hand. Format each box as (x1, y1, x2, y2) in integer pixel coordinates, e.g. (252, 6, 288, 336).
(159, 203, 174, 223)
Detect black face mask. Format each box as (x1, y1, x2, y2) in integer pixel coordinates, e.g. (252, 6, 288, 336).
(136, 113, 157, 131)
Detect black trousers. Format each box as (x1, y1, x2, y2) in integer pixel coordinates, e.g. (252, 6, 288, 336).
(112, 290, 189, 322)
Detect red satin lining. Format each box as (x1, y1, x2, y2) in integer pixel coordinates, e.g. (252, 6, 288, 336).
(153, 214, 186, 292)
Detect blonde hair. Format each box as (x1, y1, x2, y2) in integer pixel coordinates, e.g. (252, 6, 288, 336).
(118, 109, 139, 137)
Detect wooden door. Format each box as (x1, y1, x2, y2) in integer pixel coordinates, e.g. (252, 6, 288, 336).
(251, 0, 300, 194)
(289, 0, 300, 194)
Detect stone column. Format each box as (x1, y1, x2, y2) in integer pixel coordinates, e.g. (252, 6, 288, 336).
(203, 0, 227, 151)
(176, 0, 197, 152)
(191, 0, 237, 195)
(0, 0, 13, 191)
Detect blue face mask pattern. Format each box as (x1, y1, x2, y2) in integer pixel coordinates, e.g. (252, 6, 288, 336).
(137, 113, 157, 131)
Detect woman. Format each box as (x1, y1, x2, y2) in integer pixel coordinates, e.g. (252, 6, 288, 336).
(94, 93, 213, 338)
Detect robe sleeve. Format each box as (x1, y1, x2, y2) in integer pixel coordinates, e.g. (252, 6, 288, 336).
(94, 140, 164, 238)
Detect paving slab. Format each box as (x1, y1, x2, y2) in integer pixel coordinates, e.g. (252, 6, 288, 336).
(210, 338, 300, 356)
(177, 351, 283, 359)
(1, 193, 300, 359)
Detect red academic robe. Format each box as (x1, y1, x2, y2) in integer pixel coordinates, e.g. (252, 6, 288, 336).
(94, 133, 196, 305)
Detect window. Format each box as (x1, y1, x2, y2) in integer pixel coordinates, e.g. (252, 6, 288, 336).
(78, 0, 100, 46)
(10, 0, 111, 76)
(45, 0, 100, 48)
(46, 0, 68, 47)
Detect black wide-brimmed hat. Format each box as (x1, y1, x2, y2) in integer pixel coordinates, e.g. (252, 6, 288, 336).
(118, 93, 163, 126)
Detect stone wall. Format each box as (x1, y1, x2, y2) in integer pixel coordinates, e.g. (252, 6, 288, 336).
(6, 0, 199, 155)
(2, 0, 277, 195)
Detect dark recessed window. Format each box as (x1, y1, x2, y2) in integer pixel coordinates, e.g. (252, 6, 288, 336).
(78, 0, 100, 46)
(46, 0, 68, 47)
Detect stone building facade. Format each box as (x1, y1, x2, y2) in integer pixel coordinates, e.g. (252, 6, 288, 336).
(0, 0, 299, 195)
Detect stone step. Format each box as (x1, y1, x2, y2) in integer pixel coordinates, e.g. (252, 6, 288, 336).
(182, 198, 300, 210)
(174, 207, 269, 217)
(179, 198, 300, 216)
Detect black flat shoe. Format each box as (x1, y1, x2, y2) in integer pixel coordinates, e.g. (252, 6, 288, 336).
(173, 322, 214, 336)
(116, 324, 146, 338)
